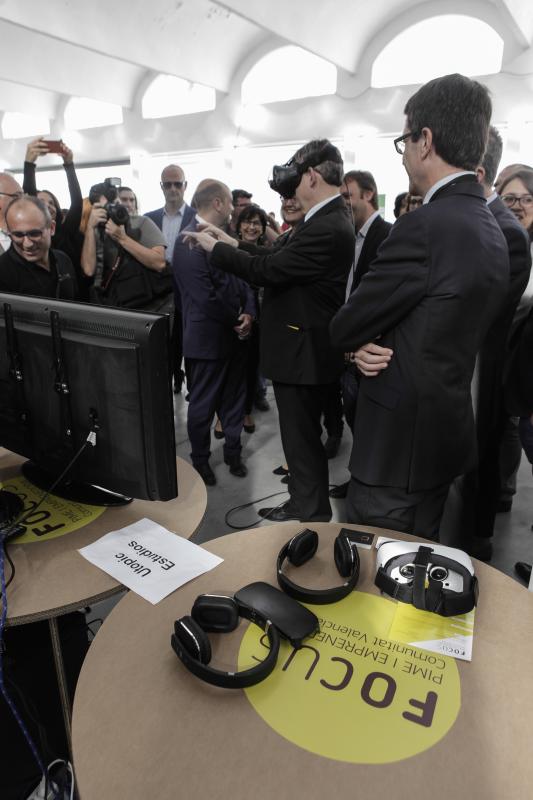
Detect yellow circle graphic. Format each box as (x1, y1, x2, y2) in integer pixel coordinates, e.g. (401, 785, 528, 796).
(1, 475, 105, 543)
(239, 592, 461, 764)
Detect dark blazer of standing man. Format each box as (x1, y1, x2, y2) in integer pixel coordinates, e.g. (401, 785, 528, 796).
(173, 180, 255, 486)
(330, 73, 510, 540)
(184, 140, 355, 522)
(452, 126, 531, 559)
(145, 164, 195, 393)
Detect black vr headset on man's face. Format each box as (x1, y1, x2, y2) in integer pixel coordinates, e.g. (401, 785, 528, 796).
(268, 142, 341, 199)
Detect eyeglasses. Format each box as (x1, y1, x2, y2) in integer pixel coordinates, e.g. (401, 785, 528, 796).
(8, 228, 46, 241)
(241, 220, 262, 227)
(501, 193, 533, 209)
(0, 190, 23, 199)
(394, 132, 417, 155)
(161, 181, 184, 190)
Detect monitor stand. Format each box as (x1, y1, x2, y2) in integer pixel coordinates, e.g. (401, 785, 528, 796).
(0, 489, 24, 535)
(21, 462, 133, 507)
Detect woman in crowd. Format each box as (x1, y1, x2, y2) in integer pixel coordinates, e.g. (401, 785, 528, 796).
(499, 168, 533, 239)
(214, 204, 270, 440)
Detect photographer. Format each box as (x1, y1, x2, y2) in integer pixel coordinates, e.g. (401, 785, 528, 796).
(81, 180, 169, 310)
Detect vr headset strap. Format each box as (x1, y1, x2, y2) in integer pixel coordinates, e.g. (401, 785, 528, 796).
(374, 568, 411, 601)
(412, 546, 433, 611)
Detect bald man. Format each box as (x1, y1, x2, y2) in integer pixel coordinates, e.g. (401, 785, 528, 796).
(0, 195, 78, 299)
(0, 172, 23, 253)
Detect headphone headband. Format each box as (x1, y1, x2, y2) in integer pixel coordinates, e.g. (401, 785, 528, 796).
(277, 528, 360, 604)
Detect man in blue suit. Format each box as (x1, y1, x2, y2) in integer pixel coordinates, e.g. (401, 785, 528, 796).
(173, 179, 255, 486)
(145, 164, 195, 393)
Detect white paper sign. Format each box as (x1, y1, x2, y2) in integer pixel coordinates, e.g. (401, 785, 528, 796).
(78, 518, 223, 604)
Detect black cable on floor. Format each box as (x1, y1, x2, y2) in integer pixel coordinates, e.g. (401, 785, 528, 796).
(224, 491, 288, 530)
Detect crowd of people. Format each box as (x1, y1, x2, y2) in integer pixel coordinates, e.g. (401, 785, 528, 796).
(0, 71, 533, 583)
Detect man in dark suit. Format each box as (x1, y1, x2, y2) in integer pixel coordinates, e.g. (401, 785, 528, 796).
(330, 170, 393, 499)
(451, 127, 531, 559)
(145, 164, 195, 393)
(342, 170, 393, 297)
(172, 179, 255, 486)
(330, 73, 509, 539)
(183, 140, 355, 521)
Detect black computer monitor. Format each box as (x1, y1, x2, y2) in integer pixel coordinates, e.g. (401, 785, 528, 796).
(0, 293, 177, 511)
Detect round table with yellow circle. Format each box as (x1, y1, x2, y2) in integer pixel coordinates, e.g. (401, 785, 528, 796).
(72, 521, 533, 800)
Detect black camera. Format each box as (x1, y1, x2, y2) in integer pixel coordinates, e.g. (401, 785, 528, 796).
(105, 202, 129, 227)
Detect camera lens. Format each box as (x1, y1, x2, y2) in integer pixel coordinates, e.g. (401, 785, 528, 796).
(429, 566, 448, 582)
(399, 564, 415, 578)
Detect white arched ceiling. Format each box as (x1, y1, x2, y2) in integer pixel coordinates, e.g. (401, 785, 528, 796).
(0, 0, 531, 167)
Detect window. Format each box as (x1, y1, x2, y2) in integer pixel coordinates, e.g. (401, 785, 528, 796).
(2, 112, 50, 139)
(241, 46, 336, 105)
(142, 75, 215, 119)
(371, 16, 503, 88)
(64, 97, 123, 130)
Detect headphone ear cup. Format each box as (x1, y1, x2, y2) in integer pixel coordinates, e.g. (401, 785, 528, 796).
(334, 533, 354, 578)
(174, 616, 212, 664)
(192, 595, 239, 633)
(287, 529, 319, 567)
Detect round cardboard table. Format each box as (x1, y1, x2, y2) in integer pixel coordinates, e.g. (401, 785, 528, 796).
(0, 450, 206, 623)
(72, 522, 533, 800)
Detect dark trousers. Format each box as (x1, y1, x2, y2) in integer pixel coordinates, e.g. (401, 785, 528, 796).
(499, 416, 522, 501)
(341, 365, 360, 431)
(455, 407, 509, 541)
(322, 380, 344, 438)
(273, 382, 332, 522)
(171, 307, 184, 389)
(519, 416, 533, 464)
(244, 322, 261, 415)
(186, 348, 246, 465)
(346, 477, 450, 541)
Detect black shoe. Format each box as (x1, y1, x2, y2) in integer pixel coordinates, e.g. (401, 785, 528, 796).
(173, 381, 182, 394)
(324, 435, 341, 460)
(329, 481, 349, 499)
(258, 502, 300, 522)
(229, 461, 247, 477)
(273, 465, 289, 476)
(225, 456, 247, 477)
(280, 475, 289, 484)
(515, 561, 532, 584)
(194, 462, 216, 486)
(214, 428, 225, 440)
(497, 499, 513, 513)
(243, 423, 256, 434)
(254, 396, 270, 412)
(465, 536, 493, 561)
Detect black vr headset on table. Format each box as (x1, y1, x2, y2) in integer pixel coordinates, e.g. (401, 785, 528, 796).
(268, 142, 342, 199)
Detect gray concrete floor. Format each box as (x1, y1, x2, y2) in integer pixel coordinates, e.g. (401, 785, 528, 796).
(175, 385, 533, 582)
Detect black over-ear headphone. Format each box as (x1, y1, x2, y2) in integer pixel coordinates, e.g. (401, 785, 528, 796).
(171, 593, 280, 689)
(277, 528, 360, 604)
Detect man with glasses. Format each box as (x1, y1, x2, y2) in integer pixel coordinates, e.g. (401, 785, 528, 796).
(0, 195, 78, 299)
(145, 164, 195, 393)
(330, 73, 509, 540)
(145, 164, 195, 262)
(0, 172, 23, 253)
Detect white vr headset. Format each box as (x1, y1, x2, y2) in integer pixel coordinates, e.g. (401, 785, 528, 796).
(375, 541, 478, 617)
